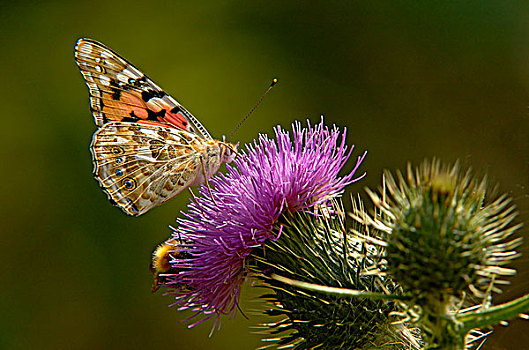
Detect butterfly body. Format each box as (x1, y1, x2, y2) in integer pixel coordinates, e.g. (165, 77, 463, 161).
(75, 38, 236, 215)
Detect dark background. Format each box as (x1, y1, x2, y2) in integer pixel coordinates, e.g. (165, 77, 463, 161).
(1, 1, 528, 349)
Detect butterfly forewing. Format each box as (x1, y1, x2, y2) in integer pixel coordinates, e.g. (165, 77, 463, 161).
(74, 38, 212, 139)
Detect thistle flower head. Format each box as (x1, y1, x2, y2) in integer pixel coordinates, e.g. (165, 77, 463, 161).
(159, 119, 366, 325)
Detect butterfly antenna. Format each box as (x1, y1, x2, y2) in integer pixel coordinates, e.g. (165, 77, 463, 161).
(227, 78, 278, 141)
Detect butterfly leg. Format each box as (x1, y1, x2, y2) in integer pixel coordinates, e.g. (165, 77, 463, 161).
(187, 188, 206, 215)
(187, 187, 198, 204)
(199, 156, 218, 207)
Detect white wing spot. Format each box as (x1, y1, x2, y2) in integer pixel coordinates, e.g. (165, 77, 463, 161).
(125, 65, 143, 78)
(105, 61, 120, 71)
(82, 43, 92, 53)
(101, 51, 113, 59)
(143, 128, 160, 139)
(136, 153, 156, 162)
(99, 74, 111, 86)
(149, 98, 165, 110)
(116, 72, 129, 84)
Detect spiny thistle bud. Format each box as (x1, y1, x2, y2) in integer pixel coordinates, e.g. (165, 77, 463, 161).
(365, 159, 522, 300)
(250, 200, 422, 349)
(355, 159, 524, 349)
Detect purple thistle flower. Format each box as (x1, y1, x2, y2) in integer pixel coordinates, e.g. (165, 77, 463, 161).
(163, 118, 366, 327)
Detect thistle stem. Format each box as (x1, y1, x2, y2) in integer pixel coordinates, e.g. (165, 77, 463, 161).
(456, 293, 529, 333)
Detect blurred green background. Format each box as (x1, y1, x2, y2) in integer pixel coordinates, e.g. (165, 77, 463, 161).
(2, 1, 529, 349)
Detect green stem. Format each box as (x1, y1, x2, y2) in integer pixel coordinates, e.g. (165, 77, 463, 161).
(270, 273, 411, 301)
(456, 293, 529, 333)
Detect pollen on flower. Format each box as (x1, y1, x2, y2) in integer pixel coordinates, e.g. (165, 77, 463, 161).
(155, 118, 367, 325)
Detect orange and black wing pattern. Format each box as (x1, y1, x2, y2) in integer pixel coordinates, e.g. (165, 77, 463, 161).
(74, 38, 212, 139)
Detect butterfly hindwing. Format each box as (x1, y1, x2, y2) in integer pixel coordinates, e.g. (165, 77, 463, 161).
(74, 38, 212, 139)
(90, 122, 204, 216)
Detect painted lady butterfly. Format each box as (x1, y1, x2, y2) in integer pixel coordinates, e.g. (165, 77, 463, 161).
(75, 38, 236, 216)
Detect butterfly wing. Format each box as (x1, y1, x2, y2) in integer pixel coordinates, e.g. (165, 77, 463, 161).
(90, 122, 205, 216)
(74, 38, 212, 139)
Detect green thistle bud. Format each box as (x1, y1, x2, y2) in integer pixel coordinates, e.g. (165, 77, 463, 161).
(251, 201, 421, 349)
(366, 159, 521, 300)
(358, 159, 524, 349)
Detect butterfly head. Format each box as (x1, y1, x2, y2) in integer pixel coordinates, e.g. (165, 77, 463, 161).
(220, 138, 238, 164)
